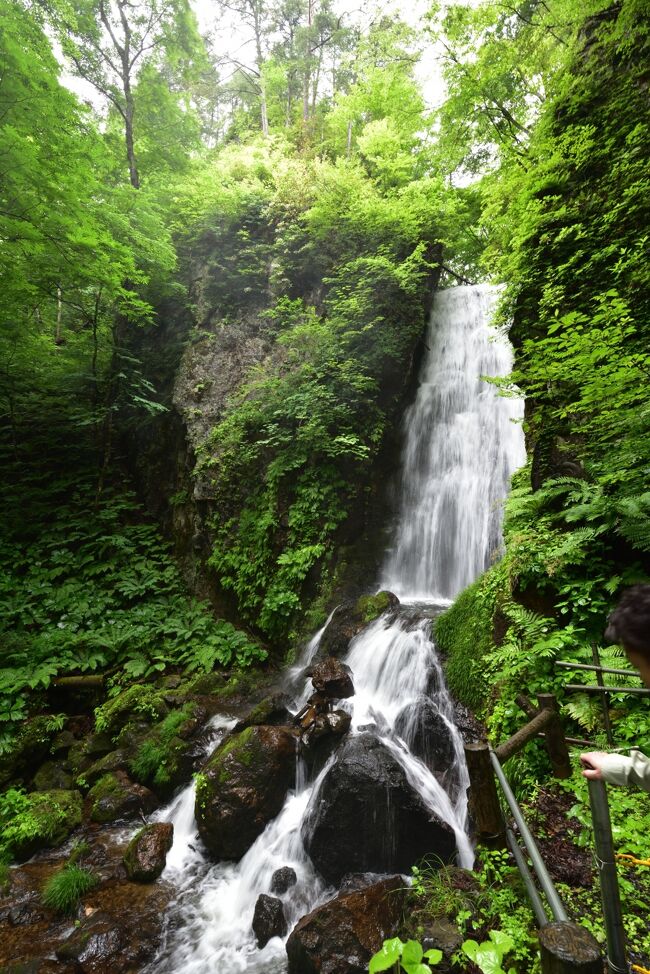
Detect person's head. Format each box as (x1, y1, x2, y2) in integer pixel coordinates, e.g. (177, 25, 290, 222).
(605, 584, 650, 686)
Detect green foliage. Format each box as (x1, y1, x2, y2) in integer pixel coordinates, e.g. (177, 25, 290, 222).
(0, 788, 83, 862)
(0, 443, 265, 739)
(180, 140, 446, 641)
(461, 931, 515, 974)
(369, 937, 442, 973)
(42, 863, 98, 915)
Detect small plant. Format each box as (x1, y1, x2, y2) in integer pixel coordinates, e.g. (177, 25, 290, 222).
(369, 937, 442, 973)
(461, 930, 515, 974)
(42, 863, 98, 915)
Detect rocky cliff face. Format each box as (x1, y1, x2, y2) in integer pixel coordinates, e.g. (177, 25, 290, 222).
(123, 204, 441, 645)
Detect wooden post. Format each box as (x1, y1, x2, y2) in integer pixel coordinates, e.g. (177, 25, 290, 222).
(539, 922, 602, 974)
(464, 743, 505, 847)
(537, 694, 572, 779)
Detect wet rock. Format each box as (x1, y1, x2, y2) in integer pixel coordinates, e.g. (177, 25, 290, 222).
(302, 734, 456, 884)
(252, 893, 287, 947)
(310, 658, 354, 699)
(339, 872, 387, 893)
(50, 729, 76, 755)
(234, 693, 294, 732)
(300, 708, 352, 776)
(394, 697, 457, 788)
(123, 823, 173, 882)
(33, 760, 73, 792)
(56, 911, 122, 966)
(270, 866, 297, 894)
(196, 725, 297, 860)
(286, 875, 406, 974)
(8, 898, 48, 927)
(318, 592, 400, 659)
(87, 771, 158, 824)
(421, 918, 464, 958)
(326, 710, 352, 735)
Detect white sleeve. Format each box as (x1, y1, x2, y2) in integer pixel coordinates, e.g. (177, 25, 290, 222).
(599, 749, 650, 792)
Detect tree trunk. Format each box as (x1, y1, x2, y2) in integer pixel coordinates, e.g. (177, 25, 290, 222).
(124, 91, 140, 189)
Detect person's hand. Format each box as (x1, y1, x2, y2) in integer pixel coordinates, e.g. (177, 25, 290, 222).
(580, 752, 608, 780)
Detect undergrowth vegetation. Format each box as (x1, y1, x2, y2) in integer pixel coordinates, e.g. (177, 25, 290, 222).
(0, 432, 265, 747)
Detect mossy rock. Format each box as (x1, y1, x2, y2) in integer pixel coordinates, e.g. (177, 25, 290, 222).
(93, 684, 169, 738)
(196, 725, 297, 859)
(33, 761, 73, 792)
(3, 789, 83, 861)
(125, 706, 197, 798)
(234, 693, 293, 732)
(87, 771, 158, 823)
(318, 591, 400, 659)
(356, 591, 399, 624)
(78, 749, 130, 791)
(433, 569, 502, 712)
(0, 716, 59, 788)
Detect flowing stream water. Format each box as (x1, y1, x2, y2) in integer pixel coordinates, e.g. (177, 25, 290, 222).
(146, 284, 525, 973)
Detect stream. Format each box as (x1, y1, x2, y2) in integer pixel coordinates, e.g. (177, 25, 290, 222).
(146, 284, 526, 973)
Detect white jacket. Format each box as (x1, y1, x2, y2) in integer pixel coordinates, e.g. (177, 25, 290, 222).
(599, 749, 650, 792)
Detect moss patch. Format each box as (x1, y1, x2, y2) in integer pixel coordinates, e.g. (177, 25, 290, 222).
(94, 684, 168, 738)
(356, 591, 394, 624)
(128, 705, 196, 793)
(434, 566, 505, 714)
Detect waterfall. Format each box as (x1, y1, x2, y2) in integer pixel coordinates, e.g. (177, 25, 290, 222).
(382, 284, 525, 600)
(146, 284, 525, 972)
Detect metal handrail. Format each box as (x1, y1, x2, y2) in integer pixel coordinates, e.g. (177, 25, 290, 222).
(489, 748, 569, 924)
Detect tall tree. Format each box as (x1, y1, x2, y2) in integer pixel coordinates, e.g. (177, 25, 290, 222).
(45, 0, 202, 187)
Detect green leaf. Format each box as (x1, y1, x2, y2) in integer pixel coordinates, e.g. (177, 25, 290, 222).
(369, 938, 403, 972)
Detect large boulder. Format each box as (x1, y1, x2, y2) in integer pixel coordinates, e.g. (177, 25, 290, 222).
(302, 734, 456, 884)
(394, 697, 457, 789)
(286, 875, 406, 974)
(123, 823, 173, 882)
(318, 592, 400, 659)
(196, 725, 297, 860)
(252, 894, 287, 947)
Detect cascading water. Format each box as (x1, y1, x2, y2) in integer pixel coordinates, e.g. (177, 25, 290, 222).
(381, 284, 525, 600)
(146, 284, 525, 973)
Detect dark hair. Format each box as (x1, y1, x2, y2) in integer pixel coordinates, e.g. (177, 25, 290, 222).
(604, 585, 650, 655)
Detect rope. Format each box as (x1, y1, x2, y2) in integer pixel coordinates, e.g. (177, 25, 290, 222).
(631, 965, 650, 974)
(616, 853, 650, 868)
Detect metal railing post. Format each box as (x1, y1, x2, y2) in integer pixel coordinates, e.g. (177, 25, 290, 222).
(587, 779, 629, 973)
(490, 749, 568, 923)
